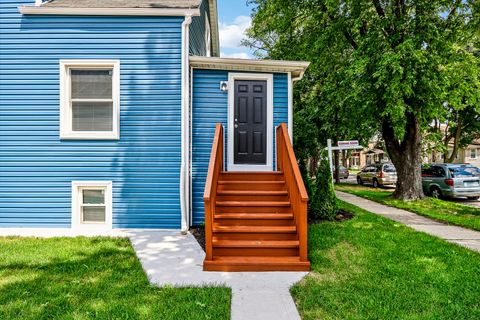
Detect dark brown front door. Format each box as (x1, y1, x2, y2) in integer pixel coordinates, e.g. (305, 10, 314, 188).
(233, 80, 267, 164)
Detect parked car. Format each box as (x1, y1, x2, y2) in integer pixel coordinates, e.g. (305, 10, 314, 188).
(421, 164, 480, 200)
(334, 166, 349, 179)
(357, 163, 397, 187)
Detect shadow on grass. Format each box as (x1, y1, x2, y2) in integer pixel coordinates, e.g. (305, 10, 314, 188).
(0, 237, 230, 320)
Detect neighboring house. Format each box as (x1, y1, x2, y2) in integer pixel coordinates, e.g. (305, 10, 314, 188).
(426, 140, 480, 167)
(0, 1, 310, 271)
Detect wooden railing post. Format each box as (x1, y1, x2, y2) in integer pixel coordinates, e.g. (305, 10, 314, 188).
(203, 124, 223, 262)
(276, 123, 309, 263)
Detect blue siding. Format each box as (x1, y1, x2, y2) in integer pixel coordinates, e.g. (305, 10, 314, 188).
(191, 69, 289, 225)
(189, 0, 210, 56)
(0, 1, 183, 228)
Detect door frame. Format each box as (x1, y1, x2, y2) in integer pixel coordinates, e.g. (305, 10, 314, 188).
(227, 72, 273, 171)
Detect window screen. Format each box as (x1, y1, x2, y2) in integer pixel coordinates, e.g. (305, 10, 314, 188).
(81, 189, 106, 223)
(70, 69, 113, 132)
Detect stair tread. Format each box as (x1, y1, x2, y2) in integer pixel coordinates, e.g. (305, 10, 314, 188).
(220, 171, 284, 176)
(209, 256, 307, 265)
(218, 180, 285, 184)
(217, 190, 288, 195)
(213, 239, 299, 248)
(213, 225, 296, 233)
(216, 201, 291, 207)
(215, 213, 293, 219)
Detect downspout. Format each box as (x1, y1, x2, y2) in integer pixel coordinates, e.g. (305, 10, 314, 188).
(180, 14, 193, 232)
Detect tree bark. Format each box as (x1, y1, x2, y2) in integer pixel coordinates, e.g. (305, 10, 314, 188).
(382, 112, 424, 200)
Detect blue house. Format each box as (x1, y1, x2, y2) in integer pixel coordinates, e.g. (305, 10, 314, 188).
(0, 0, 310, 271)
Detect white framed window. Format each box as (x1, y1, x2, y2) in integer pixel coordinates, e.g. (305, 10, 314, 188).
(60, 60, 120, 139)
(471, 148, 477, 159)
(71, 181, 113, 230)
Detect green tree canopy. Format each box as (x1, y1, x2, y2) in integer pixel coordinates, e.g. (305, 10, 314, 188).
(245, 0, 480, 200)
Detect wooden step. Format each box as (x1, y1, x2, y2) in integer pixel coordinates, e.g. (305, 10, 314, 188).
(213, 240, 299, 248)
(216, 201, 291, 207)
(203, 256, 311, 272)
(213, 225, 296, 233)
(219, 171, 284, 181)
(217, 180, 286, 191)
(215, 213, 293, 220)
(212, 240, 299, 256)
(217, 190, 288, 196)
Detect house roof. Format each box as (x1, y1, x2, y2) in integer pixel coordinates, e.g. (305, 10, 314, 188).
(189, 56, 310, 79)
(41, 0, 202, 9)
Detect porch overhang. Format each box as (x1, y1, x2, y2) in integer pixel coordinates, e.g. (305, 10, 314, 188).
(189, 56, 310, 80)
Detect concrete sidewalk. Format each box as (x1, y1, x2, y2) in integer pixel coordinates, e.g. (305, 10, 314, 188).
(336, 191, 480, 253)
(0, 228, 307, 320)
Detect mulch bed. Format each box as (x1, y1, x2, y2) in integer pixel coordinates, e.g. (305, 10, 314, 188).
(308, 209, 355, 224)
(190, 226, 206, 252)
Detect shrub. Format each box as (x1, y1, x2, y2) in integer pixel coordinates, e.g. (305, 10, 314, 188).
(309, 158, 337, 220)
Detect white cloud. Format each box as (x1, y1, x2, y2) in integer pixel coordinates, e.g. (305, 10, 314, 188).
(220, 52, 251, 59)
(219, 15, 252, 49)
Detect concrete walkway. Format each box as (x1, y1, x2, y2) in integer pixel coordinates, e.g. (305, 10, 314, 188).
(0, 228, 307, 320)
(337, 191, 480, 253)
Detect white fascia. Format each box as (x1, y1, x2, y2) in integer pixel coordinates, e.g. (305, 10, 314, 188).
(180, 14, 193, 232)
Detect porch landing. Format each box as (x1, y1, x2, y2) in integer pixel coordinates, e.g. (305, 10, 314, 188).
(0, 228, 307, 320)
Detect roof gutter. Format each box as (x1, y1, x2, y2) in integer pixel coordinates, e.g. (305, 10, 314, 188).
(18, 6, 200, 16)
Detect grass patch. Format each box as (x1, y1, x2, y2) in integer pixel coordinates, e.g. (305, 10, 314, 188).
(0, 237, 230, 320)
(292, 200, 480, 319)
(336, 183, 480, 231)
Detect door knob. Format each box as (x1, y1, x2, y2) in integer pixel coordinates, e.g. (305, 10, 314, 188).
(234, 124, 238, 128)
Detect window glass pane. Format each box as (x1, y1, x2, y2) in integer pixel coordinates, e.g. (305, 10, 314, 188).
(71, 69, 112, 99)
(82, 206, 106, 222)
(72, 102, 113, 131)
(83, 189, 105, 204)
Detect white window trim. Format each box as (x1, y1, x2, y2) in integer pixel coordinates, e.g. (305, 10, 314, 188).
(71, 181, 113, 230)
(227, 73, 274, 172)
(60, 60, 120, 140)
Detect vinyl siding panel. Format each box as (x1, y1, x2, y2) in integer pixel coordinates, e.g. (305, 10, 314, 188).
(191, 69, 289, 225)
(189, 0, 209, 56)
(0, 1, 183, 228)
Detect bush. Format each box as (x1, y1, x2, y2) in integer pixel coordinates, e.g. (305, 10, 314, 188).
(309, 158, 337, 220)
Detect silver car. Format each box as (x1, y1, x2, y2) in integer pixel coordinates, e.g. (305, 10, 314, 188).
(421, 164, 480, 200)
(357, 163, 397, 187)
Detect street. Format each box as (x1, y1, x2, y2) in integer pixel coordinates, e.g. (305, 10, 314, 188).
(340, 173, 480, 209)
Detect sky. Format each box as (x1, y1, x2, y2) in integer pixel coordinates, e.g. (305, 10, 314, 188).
(217, 1, 256, 59)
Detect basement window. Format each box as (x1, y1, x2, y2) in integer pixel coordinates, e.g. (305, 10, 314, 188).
(72, 181, 112, 229)
(60, 60, 120, 139)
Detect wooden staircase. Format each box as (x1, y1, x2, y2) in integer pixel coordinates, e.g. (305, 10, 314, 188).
(203, 123, 310, 271)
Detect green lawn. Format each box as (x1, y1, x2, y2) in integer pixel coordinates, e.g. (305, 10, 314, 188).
(0, 237, 230, 320)
(335, 183, 480, 231)
(292, 200, 480, 320)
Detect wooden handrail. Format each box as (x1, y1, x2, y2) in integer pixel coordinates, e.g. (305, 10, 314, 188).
(276, 123, 309, 261)
(203, 123, 224, 261)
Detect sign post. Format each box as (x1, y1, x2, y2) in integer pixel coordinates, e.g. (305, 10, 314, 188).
(326, 140, 363, 185)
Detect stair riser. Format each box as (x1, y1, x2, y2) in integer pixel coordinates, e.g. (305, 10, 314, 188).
(215, 219, 295, 226)
(203, 262, 310, 272)
(219, 173, 284, 181)
(216, 195, 290, 202)
(216, 206, 292, 213)
(217, 183, 287, 191)
(213, 233, 298, 241)
(213, 247, 299, 257)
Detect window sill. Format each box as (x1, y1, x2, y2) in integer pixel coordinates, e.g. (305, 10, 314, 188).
(60, 132, 119, 140)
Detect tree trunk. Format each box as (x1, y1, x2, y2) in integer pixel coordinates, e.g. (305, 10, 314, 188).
(334, 150, 340, 184)
(382, 112, 424, 200)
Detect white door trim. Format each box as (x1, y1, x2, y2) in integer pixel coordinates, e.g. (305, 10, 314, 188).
(227, 72, 273, 172)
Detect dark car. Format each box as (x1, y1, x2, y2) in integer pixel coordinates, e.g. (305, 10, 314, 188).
(334, 166, 349, 179)
(421, 164, 480, 200)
